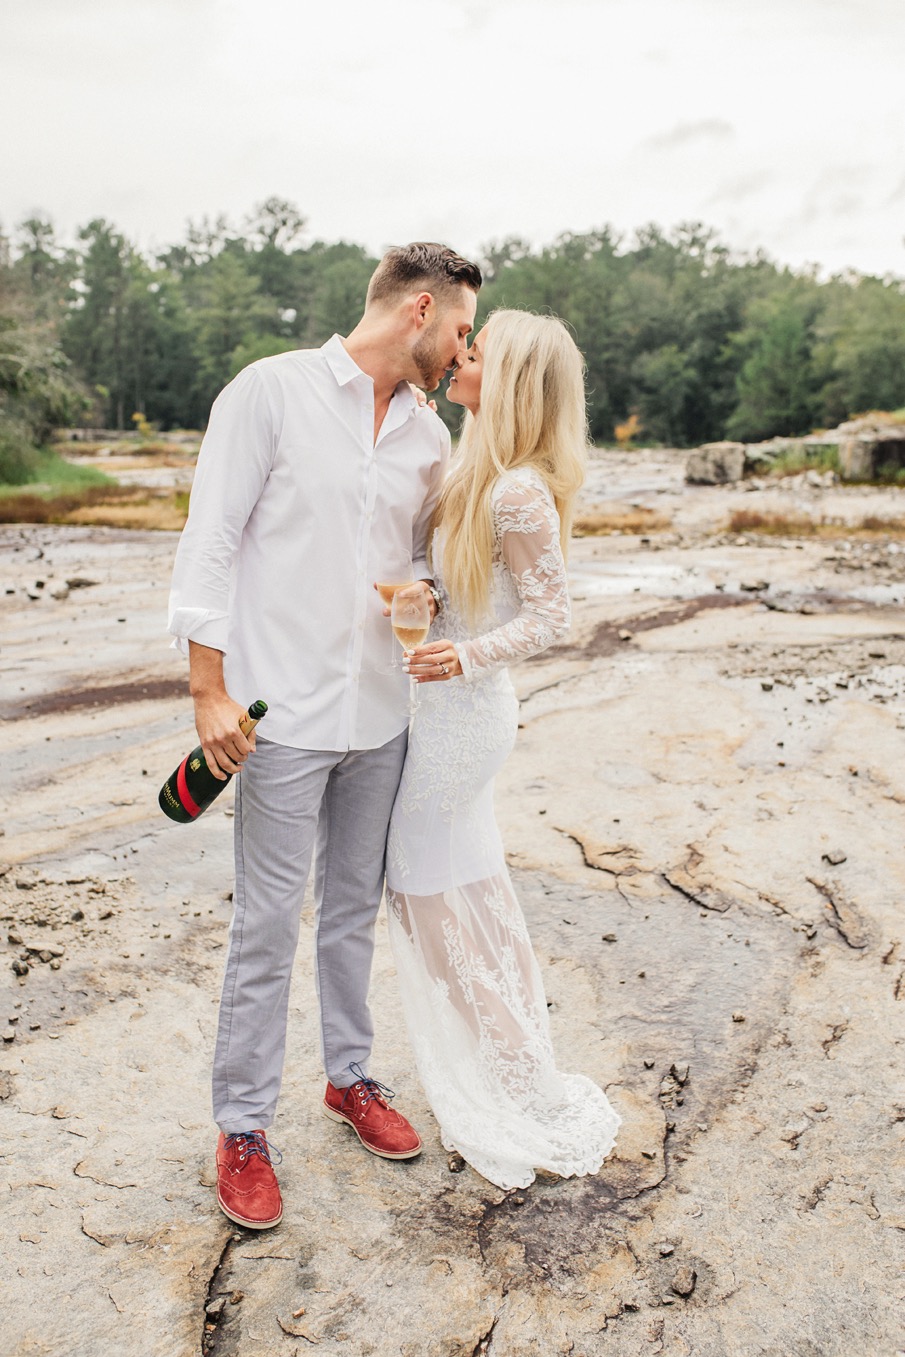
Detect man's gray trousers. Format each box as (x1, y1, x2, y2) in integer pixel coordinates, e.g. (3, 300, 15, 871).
(212, 731, 408, 1133)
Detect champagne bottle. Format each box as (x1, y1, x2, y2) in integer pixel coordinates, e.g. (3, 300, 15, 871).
(158, 699, 267, 823)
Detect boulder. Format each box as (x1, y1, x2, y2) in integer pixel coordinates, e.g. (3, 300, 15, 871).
(685, 441, 746, 484)
(839, 429, 905, 481)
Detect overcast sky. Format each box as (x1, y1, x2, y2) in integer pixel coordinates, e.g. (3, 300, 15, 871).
(3, 0, 904, 276)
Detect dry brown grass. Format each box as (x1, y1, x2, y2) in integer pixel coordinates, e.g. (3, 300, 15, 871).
(73, 453, 196, 473)
(50, 441, 119, 456)
(573, 507, 672, 536)
(0, 486, 190, 531)
(729, 509, 905, 538)
(131, 441, 197, 457)
(64, 499, 189, 531)
(51, 439, 200, 465)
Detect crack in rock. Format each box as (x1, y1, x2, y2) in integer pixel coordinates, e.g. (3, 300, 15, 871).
(806, 877, 869, 949)
(276, 1313, 320, 1343)
(80, 1214, 114, 1247)
(73, 1161, 138, 1189)
(471, 1303, 503, 1355)
(554, 828, 642, 878)
(201, 1232, 239, 1356)
(800, 1174, 834, 1211)
(821, 1020, 849, 1056)
(663, 866, 733, 913)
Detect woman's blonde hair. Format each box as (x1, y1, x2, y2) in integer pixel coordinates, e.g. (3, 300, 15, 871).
(431, 308, 589, 625)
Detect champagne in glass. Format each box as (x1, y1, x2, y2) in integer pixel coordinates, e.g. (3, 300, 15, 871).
(391, 589, 431, 654)
(375, 581, 411, 607)
(376, 554, 414, 670)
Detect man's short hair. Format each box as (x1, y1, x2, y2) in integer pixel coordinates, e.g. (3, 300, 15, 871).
(366, 242, 482, 309)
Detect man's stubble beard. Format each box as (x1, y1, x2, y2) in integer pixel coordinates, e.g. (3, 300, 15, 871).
(411, 326, 448, 392)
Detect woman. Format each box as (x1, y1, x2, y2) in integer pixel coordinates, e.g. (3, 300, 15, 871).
(385, 309, 620, 1190)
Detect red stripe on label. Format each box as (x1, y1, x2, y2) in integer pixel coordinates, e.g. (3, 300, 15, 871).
(176, 755, 202, 818)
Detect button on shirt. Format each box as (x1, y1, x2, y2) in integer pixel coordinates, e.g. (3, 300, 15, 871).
(168, 335, 449, 751)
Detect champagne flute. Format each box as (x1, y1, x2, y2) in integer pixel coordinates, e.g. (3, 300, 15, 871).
(391, 588, 431, 665)
(376, 554, 414, 670)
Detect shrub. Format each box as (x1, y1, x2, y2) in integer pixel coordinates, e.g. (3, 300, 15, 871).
(0, 419, 41, 485)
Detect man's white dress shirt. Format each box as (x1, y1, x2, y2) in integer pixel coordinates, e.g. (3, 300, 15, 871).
(168, 335, 449, 751)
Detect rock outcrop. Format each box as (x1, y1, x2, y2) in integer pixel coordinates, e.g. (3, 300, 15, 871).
(684, 441, 746, 484)
(685, 413, 905, 484)
(838, 423, 905, 479)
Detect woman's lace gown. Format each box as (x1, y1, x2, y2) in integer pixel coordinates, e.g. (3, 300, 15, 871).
(386, 467, 620, 1190)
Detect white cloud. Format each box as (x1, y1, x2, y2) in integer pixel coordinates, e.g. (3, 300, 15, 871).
(1, 0, 904, 276)
(642, 121, 735, 152)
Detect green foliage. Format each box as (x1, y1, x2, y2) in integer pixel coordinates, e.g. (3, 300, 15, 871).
(0, 444, 113, 493)
(228, 333, 300, 380)
(766, 443, 840, 477)
(0, 417, 41, 484)
(815, 276, 905, 423)
(0, 218, 89, 481)
(4, 203, 905, 449)
(725, 280, 826, 441)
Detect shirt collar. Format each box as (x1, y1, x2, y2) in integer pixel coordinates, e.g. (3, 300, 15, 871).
(321, 334, 418, 415)
(322, 334, 366, 387)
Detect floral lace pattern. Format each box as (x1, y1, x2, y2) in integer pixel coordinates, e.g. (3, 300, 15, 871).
(437, 469, 573, 681)
(386, 468, 620, 1189)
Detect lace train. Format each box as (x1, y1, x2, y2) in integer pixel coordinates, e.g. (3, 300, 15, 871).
(387, 874, 619, 1189)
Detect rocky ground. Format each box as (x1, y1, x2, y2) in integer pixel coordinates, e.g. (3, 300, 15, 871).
(1, 449, 904, 1357)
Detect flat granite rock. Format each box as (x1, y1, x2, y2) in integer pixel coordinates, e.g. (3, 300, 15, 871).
(1, 465, 904, 1355)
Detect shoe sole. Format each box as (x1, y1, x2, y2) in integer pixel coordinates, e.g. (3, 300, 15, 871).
(323, 1104, 422, 1159)
(216, 1192, 283, 1230)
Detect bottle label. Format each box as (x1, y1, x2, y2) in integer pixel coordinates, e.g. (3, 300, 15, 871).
(176, 754, 202, 818)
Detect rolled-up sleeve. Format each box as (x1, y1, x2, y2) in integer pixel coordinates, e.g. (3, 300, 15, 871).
(168, 366, 276, 654)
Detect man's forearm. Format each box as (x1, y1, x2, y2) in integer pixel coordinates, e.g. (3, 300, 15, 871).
(189, 640, 228, 700)
(187, 642, 252, 778)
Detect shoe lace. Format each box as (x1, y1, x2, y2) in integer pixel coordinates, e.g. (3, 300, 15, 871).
(224, 1131, 283, 1165)
(345, 1061, 396, 1108)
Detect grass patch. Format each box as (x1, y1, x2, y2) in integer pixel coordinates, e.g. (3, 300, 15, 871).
(0, 448, 115, 496)
(766, 444, 839, 477)
(729, 509, 905, 538)
(573, 507, 672, 536)
(0, 484, 190, 530)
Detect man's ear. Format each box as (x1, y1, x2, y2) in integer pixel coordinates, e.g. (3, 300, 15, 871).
(413, 291, 434, 328)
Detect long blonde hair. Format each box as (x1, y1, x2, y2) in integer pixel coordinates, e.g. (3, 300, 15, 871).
(431, 308, 589, 625)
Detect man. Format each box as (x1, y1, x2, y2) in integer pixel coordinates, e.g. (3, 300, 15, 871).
(168, 243, 481, 1228)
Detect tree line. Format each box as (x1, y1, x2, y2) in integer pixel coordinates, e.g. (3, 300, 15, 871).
(2, 196, 905, 482)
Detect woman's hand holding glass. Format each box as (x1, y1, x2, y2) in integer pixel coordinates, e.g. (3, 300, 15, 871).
(402, 638, 462, 683)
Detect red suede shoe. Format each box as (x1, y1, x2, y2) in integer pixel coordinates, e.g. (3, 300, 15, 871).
(215, 1130, 283, 1229)
(323, 1065, 422, 1160)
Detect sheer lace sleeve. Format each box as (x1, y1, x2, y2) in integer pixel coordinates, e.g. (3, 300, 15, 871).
(455, 472, 571, 680)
